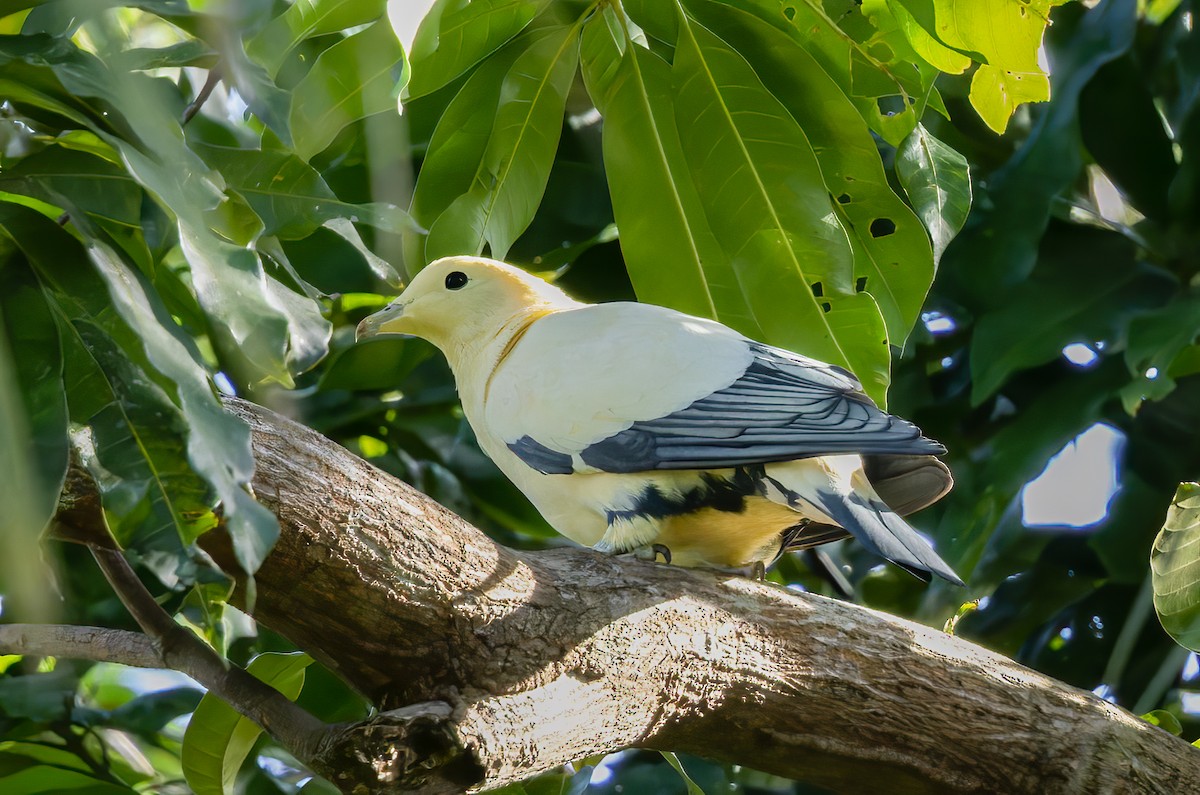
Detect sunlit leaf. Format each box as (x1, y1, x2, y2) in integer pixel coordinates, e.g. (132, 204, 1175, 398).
(1152, 483, 1200, 652)
(669, 9, 889, 403)
(688, 0, 937, 343)
(425, 22, 580, 261)
(182, 652, 313, 795)
(289, 19, 409, 161)
(896, 124, 971, 265)
(409, 39, 521, 265)
(406, 0, 551, 101)
(246, 0, 388, 78)
(581, 9, 751, 333)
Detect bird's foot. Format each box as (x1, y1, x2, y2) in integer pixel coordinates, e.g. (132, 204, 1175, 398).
(750, 561, 766, 582)
(619, 543, 673, 564)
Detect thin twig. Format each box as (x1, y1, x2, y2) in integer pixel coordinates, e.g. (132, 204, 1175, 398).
(0, 624, 160, 668)
(181, 67, 222, 127)
(88, 545, 330, 763)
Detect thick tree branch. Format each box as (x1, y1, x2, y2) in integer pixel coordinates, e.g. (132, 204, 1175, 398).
(52, 398, 1200, 794)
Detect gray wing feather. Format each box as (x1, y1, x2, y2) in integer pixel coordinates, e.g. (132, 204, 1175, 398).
(574, 343, 944, 474)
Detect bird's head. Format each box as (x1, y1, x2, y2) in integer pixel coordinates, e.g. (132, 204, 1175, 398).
(356, 256, 578, 354)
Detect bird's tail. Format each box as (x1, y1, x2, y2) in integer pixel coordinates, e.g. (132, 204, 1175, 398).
(809, 487, 964, 586)
(768, 456, 963, 586)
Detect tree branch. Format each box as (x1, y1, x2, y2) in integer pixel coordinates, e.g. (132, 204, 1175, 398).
(0, 624, 159, 668)
(86, 545, 330, 761)
(52, 397, 1200, 794)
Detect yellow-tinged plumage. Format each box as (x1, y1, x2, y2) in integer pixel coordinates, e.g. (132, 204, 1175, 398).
(357, 256, 962, 585)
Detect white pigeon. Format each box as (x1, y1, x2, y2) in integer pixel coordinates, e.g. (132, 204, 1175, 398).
(357, 256, 962, 585)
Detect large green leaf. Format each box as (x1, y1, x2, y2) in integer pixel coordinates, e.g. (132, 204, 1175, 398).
(406, 0, 550, 101)
(581, 8, 754, 334)
(669, 10, 889, 404)
(193, 142, 409, 285)
(686, 0, 937, 343)
(246, 0, 388, 78)
(289, 19, 409, 161)
(895, 124, 971, 265)
(694, 0, 933, 145)
(0, 146, 141, 227)
(182, 652, 313, 795)
(409, 39, 521, 265)
(425, 22, 580, 261)
(1152, 483, 1200, 652)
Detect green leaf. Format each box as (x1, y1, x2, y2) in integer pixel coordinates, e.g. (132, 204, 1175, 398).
(0, 766, 136, 795)
(1152, 483, 1200, 652)
(409, 39, 522, 265)
(289, 19, 409, 161)
(661, 752, 705, 795)
(669, 10, 889, 404)
(1141, 709, 1184, 736)
(0, 670, 75, 721)
(319, 337, 435, 391)
(114, 39, 217, 72)
(106, 687, 205, 735)
(406, 0, 550, 101)
(582, 9, 761, 338)
(969, 242, 1176, 405)
(893, 0, 1060, 132)
(182, 652, 313, 795)
(246, 0, 388, 78)
(1120, 291, 1200, 411)
(692, 0, 931, 144)
(864, 0, 970, 75)
(896, 124, 971, 265)
(970, 63, 1050, 135)
(425, 22, 580, 262)
(193, 142, 410, 284)
(686, 0, 938, 343)
(0, 146, 142, 226)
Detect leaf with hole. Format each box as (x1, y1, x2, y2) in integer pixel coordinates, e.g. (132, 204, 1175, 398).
(669, 10, 889, 404)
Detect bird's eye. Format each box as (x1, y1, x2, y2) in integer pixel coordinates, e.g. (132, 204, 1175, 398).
(444, 271, 468, 290)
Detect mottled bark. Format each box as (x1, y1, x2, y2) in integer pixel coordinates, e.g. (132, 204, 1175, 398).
(53, 398, 1200, 793)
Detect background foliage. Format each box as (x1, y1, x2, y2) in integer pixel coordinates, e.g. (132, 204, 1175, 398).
(1, 0, 1199, 792)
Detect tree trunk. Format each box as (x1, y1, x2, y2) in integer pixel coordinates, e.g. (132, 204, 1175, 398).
(83, 399, 1200, 792)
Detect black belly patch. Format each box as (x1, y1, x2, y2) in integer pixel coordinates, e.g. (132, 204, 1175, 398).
(606, 466, 767, 525)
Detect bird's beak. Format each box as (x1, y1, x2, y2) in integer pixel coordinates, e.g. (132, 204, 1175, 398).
(356, 301, 408, 341)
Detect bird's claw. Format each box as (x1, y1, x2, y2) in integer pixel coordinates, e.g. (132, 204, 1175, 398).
(750, 561, 766, 581)
(652, 543, 672, 565)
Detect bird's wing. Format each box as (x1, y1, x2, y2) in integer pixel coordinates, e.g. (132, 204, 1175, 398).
(485, 302, 944, 475)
